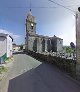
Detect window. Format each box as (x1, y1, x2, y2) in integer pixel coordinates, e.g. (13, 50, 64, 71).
(59, 40, 62, 44)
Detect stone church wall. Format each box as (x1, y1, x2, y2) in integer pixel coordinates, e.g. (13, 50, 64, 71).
(37, 37, 42, 53)
(28, 36, 35, 51)
(57, 39, 63, 52)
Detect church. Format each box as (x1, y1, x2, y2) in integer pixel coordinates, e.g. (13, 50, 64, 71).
(25, 10, 63, 54)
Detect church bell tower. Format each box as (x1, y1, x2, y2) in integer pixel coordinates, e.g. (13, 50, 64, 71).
(25, 9, 37, 51)
(26, 9, 36, 36)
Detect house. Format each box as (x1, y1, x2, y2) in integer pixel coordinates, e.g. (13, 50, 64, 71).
(0, 33, 13, 64)
(25, 10, 63, 54)
(13, 44, 20, 52)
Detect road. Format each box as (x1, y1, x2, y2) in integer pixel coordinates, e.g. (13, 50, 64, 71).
(0, 53, 80, 92)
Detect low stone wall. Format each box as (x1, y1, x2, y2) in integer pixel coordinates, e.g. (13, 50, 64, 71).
(28, 51, 76, 78)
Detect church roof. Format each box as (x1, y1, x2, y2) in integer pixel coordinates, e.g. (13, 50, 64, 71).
(29, 34, 63, 40)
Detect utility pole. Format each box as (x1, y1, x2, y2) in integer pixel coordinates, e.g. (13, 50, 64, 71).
(76, 7, 80, 80)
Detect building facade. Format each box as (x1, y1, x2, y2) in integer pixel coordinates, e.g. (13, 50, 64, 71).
(25, 10, 63, 54)
(0, 33, 13, 63)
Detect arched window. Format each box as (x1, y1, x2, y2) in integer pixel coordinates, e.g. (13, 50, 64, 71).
(47, 39, 51, 52)
(42, 39, 45, 52)
(33, 38, 37, 52)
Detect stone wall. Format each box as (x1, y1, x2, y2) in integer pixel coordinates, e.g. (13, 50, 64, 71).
(26, 35, 63, 54)
(51, 38, 57, 52)
(57, 39, 63, 52)
(45, 39, 48, 52)
(37, 37, 42, 53)
(28, 36, 35, 51)
(28, 51, 76, 78)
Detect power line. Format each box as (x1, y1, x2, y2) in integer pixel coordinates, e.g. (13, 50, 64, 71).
(0, 6, 78, 9)
(65, 5, 80, 7)
(0, 6, 57, 9)
(59, 0, 80, 7)
(48, 0, 75, 13)
(0, 5, 78, 9)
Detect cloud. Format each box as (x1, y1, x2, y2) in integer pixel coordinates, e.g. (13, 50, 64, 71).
(13, 34, 20, 39)
(0, 29, 20, 39)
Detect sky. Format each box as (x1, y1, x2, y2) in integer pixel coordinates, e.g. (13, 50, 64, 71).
(0, 0, 80, 45)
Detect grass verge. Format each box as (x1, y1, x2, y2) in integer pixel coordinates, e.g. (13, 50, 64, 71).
(0, 66, 8, 81)
(0, 66, 8, 74)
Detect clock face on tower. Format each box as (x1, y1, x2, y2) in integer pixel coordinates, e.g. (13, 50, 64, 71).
(31, 23, 33, 26)
(31, 23, 34, 29)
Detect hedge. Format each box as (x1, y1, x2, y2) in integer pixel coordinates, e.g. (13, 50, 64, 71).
(27, 51, 76, 77)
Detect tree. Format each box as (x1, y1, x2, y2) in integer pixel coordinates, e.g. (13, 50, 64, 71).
(20, 45, 23, 50)
(70, 42, 75, 49)
(70, 42, 75, 59)
(66, 47, 71, 53)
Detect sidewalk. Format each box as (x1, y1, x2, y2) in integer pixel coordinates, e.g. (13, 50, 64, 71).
(0, 57, 14, 81)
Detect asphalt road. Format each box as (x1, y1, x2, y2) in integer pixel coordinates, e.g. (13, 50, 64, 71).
(0, 54, 80, 92)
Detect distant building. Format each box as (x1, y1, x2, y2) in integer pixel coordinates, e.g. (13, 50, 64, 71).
(0, 33, 13, 64)
(25, 10, 63, 53)
(13, 44, 20, 51)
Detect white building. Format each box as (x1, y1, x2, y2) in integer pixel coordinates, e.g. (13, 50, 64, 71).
(0, 33, 13, 64)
